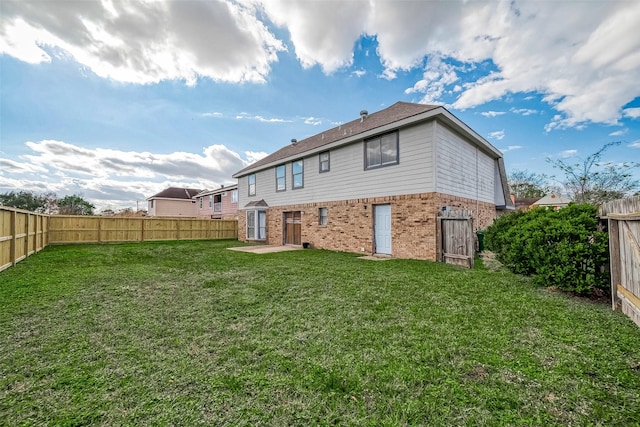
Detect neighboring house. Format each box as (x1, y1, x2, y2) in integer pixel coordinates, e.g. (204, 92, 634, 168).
(232, 101, 513, 261)
(512, 196, 540, 211)
(146, 187, 202, 217)
(531, 193, 571, 210)
(194, 184, 239, 219)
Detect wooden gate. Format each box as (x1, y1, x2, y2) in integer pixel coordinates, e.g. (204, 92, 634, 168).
(600, 196, 640, 327)
(438, 209, 474, 268)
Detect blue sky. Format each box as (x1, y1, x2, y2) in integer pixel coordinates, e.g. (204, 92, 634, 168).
(1, 0, 639, 212)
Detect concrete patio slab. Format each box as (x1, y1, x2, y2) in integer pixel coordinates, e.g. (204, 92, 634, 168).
(228, 245, 303, 254)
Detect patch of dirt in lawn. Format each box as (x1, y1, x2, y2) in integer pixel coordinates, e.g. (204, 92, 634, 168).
(478, 251, 506, 271)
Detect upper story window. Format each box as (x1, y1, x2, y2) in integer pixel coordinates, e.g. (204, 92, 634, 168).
(319, 151, 330, 173)
(292, 159, 304, 189)
(276, 164, 286, 192)
(248, 174, 256, 196)
(199, 198, 203, 208)
(209, 195, 213, 208)
(231, 190, 238, 203)
(365, 131, 399, 169)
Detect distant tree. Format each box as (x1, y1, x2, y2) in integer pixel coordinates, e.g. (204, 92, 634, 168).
(0, 191, 54, 213)
(547, 141, 639, 205)
(508, 169, 550, 199)
(101, 208, 115, 216)
(58, 195, 95, 215)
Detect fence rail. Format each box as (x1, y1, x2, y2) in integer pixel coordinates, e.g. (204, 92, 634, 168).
(0, 206, 49, 272)
(1, 207, 238, 272)
(48, 216, 237, 244)
(600, 196, 640, 327)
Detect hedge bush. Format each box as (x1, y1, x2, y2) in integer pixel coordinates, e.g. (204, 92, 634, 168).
(484, 204, 609, 295)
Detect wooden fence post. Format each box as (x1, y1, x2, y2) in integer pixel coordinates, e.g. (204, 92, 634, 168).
(10, 210, 17, 267)
(608, 218, 621, 310)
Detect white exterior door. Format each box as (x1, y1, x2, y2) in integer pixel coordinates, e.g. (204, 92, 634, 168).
(374, 204, 392, 255)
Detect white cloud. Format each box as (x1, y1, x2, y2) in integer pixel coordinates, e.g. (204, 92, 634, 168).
(0, 0, 285, 85)
(511, 108, 538, 116)
(352, 69, 366, 77)
(304, 117, 322, 126)
(260, 0, 640, 128)
(235, 113, 292, 123)
(629, 141, 640, 148)
(560, 149, 578, 158)
(609, 128, 628, 136)
(481, 111, 506, 118)
(202, 112, 223, 118)
(623, 108, 640, 119)
(488, 130, 505, 140)
(404, 56, 458, 104)
(500, 145, 523, 153)
(2, 0, 639, 129)
(0, 139, 260, 210)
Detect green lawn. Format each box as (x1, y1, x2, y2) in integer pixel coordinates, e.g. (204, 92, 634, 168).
(1, 240, 639, 426)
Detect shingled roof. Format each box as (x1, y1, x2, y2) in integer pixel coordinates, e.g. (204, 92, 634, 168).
(233, 102, 440, 177)
(148, 187, 202, 200)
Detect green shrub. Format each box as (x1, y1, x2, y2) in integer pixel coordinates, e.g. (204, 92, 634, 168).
(484, 204, 609, 295)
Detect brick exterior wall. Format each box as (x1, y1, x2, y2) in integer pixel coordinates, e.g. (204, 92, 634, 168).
(238, 192, 497, 261)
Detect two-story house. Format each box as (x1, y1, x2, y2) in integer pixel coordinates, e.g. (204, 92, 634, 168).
(232, 102, 513, 261)
(146, 187, 202, 217)
(194, 184, 239, 219)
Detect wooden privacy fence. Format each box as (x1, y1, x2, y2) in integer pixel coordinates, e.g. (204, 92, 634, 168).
(0, 206, 49, 272)
(1, 207, 238, 272)
(48, 216, 237, 244)
(600, 196, 640, 327)
(437, 209, 474, 268)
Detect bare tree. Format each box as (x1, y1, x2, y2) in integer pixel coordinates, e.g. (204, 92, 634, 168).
(547, 141, 639, 205)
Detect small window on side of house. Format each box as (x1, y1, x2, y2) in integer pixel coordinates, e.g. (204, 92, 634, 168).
(319, 207, 328, 226)
(292, 159, 304, 189)
(248, 174, 256, 196)
(319, 151, 330, 173)
(231, 190, 238, 203)
(276, 164, 286, 192)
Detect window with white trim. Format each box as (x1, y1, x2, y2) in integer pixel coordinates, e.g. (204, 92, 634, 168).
(248, 174, 256, 196)
(231, 190, 238, 203)
(246, 209, 266, 240)
(319, 207, 328, 226)
(292, 159, 303, 189)
(365, 131, 399, 169)
(276, 165, 286, 192)
(319, 151, 330, 173)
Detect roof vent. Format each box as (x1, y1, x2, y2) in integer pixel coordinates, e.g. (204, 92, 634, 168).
(360, 110, 368, 122)
(291, 138, 298, 145)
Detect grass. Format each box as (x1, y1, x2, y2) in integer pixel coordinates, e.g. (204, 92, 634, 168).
(1, 240, 639, 426)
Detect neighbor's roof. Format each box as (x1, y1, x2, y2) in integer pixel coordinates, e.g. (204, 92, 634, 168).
(532, 194, 572, 206)
(194, 184, 238, 198)
(148, 187, 202, 200)
(233, 102, 441, 177)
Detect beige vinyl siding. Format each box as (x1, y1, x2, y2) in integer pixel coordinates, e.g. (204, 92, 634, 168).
(239, 121, 436, 208)
(435, 123, 496, 203)
(153, 199, 197, 217)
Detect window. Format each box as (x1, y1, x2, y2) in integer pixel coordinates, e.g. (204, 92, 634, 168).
(209, 195, 213, 208)
(248, 174, 256, 196)
(365, 132, 399, 169)
(247, 210, 255, 239)
(275, 165, 286, 192)
(149, 200, 154, 208)
(231, 190, 238, 203)
(292, 159, 304, 189)
(246, 210, 266, 240)
(319, 151, 330, 173)
(199, 198, 203, 209)
(319, 207, 328, 226)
